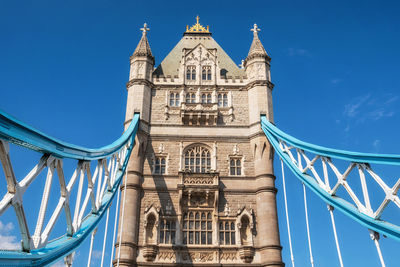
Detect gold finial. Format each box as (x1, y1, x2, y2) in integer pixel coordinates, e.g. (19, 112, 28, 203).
(186, 16, 210, 33)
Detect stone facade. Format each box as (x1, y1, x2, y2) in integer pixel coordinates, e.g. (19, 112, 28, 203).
(114, 20, 283, 266)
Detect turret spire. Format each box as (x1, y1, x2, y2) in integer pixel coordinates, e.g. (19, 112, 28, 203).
(133, 23, 154, 62)
(247, 23, 269, 59)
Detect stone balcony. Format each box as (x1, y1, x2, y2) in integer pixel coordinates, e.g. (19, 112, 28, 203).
(180, 103, 218, 125)
(178, 171, 219, 210)
(178, 171, 219, 189)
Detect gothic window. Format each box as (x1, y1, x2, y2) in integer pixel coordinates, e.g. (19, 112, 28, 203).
(154, 156, 166, 174)
(202, 69, 206, 80)
(219, 221, 236, 245)
(201, 93, 212, 104)
(218, 93, 228, 107)
(230, 158, 242, 176)
(169, 92, 180, 107)
(159, 219, 176, 244)
(186, 93, 196, 103)
(186, 66, 196, 80)
(184, 146, 211, 173)
(202, 66, 211, 80)
(223, 94, 228, 107)
(183, 211, 212, 245)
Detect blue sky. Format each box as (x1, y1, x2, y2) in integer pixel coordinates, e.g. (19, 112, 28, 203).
(0, 0, 399, 266)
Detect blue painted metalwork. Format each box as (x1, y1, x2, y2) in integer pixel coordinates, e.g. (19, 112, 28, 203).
(0, 110, 139, 160)
(261, 115, 400, 242)
(0, 111, 140, 266)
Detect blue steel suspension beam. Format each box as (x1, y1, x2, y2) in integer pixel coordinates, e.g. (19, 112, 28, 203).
(0, 110, 140, 266)
(261, 115, 400, 242)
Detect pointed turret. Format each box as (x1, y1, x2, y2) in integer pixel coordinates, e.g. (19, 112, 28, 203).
(132, 23, 154, 62)
(244, 24, 271, 82)
(129, 23, 154, 81)
(245, 24, 270, 63)
(126, 23, 154, 127)
(247, 24, 269, 59)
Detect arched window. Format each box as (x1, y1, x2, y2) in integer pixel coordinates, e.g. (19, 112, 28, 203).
(201, 93, 206, 103)
(201, 93, 212, 104)
(202, 66, 211, 80)
(230, 158, 241, 175)
(183, 211, 212, 245)
(186, 66, 196, 80)
(186, 69, 191, 80)
(219, 221, 236, 245)
(218, 93, 228, 107)
(223, 94, 228, 107)
(159, 219, 176, 244)
(192, 68, 196, 80)
(169, 92, 180, 107)
(184, 146, 211, 173)
(186, 93, 196, 103)
(154, 157, 166, 174)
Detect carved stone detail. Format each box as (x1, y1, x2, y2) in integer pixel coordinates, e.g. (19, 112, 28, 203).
(220, 251, 238, 261)
(184, 176, 214, 185)
(182, 251, 214, 262)
(239, 246, 255, 263)
(143, 245, 158, 261)
(158, 251, 176, 261)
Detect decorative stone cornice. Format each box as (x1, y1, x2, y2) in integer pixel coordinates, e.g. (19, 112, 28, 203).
(244, 80, 274, 91)
(244, 53, 271, 65)
(126, 78, 154, 89)
(255, 186, 278, 194)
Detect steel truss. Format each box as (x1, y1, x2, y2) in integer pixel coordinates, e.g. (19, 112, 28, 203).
(261, 115, 400, 242)
(0, 110, 140, 266)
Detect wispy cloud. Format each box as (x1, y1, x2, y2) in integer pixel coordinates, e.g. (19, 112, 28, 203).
(343, 93, 397, 122)
(0, 221, 20, 250)
(343, 93, 371, 118)
(287, 48, 310, 57)
(373, 139, 381, 151)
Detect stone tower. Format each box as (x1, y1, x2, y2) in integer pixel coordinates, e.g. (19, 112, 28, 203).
(115, 18, 283, 266)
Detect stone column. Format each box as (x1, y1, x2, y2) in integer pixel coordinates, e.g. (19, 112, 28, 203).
(253, 135, 284, 267)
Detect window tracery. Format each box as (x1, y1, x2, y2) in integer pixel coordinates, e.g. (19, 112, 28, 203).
(201, 93, 212, 104)
(219, 221, 236, 245)
(186, 93, 196, 103)
(154, 156, 166, 174)
(202, 66, 212, 80)
(218, 93, 228, 107)
(230, 158, 242, 176)
(184, 146, 211, 173)
(183, 211, 213, 245)
(186, 66, 196, 80)
(159, 218, 176, 244)
(169, 92, 180, 107)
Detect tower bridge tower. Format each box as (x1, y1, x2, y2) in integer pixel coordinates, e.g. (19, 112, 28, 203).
(115, 18, 283, 266)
